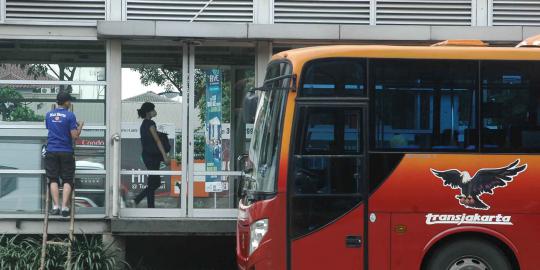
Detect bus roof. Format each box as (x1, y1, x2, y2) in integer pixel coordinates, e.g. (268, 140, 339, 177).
(272, 45, 540, 72)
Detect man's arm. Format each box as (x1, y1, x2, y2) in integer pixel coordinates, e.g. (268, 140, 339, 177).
(70, 114, 84, 140)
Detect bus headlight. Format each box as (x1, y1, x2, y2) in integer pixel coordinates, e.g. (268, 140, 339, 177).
(249, 219, 269, 255)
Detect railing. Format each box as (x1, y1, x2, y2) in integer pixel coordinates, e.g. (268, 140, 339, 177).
(0, 0, 539, 27)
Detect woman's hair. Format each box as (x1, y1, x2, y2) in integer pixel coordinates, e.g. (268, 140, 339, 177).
(137, 102, 155, 118)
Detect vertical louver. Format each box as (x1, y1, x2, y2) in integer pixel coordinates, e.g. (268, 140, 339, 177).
(492, 0, 540, 26)
(5, 0, 105, 21)
(274, 0, 371, 24)
(376, 0, 472, 25)
(126, 0, 253, 22)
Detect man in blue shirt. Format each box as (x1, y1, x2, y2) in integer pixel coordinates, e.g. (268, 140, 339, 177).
(45, 92, 83, 217)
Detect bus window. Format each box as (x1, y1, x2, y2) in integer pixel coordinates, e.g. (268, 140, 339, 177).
(481, 61, 540, 152)
(372, 59, 477, 151)
(291, 106, 363, 238)
(300, 59, 366, 97)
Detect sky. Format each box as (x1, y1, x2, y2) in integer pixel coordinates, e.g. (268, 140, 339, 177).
(121, 68, 166, 100)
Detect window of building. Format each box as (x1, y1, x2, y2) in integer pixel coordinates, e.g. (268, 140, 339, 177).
(0, 40, 106, 214)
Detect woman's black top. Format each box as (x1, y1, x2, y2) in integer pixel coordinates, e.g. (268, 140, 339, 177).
(140, 119, 159, 156)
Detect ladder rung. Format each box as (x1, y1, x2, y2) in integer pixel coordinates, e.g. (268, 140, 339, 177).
(46, 241, 71, 247)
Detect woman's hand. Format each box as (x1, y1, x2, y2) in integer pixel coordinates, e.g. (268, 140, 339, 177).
(162, 155, 171, 165)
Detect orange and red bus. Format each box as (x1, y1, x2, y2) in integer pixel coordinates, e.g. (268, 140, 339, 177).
(237, 40, 540, 270)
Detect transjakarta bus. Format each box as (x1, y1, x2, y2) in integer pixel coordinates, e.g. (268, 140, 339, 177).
(237, 40, 540, 270)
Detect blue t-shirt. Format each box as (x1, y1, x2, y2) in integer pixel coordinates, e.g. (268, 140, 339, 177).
(45, 107, 78, 152)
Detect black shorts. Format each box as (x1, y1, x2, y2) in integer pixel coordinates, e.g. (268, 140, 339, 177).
(45, 152, 75, 186)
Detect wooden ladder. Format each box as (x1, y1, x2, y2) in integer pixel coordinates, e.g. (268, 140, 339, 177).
(39, 181, 76, 270)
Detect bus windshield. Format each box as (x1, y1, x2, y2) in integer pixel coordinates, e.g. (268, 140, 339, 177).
(244, 61, 292, 195)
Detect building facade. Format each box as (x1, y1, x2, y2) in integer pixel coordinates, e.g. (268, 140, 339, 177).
(1, 0, 540, 265)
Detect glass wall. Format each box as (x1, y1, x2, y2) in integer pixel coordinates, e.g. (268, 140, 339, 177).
(0, 40, 106, 214)
(120, 43, 183, 211)
(192, 45, 255, 210)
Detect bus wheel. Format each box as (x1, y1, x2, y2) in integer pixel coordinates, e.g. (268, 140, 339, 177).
(424, 238, 512, 270)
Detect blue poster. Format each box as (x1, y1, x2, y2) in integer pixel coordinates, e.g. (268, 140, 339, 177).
(205, 69, 222, 192)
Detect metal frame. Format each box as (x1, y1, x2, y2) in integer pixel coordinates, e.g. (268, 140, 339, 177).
(0, 80, 107, 85)
(0, 122, 107, 218)
(117, 42, 187, 218)
(186, 42, 257, 218)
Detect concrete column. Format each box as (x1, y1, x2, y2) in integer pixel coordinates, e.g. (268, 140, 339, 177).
(102, 233, 126, 269)
(106, 0, 124, 21)
(106, 40, 122, 217)
(475, 0, 489, 26)
(0, 0, 5, 23)
(255, 41, 272, 87)
(253, 0, 273, 24)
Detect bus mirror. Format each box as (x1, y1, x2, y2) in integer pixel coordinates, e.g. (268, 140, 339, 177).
(237, 154, 252, 174)
(243, 90, 258, 123)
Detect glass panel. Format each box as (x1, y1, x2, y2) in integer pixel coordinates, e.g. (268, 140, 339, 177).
(0, 174, 42, 213)
(291, 195, 361, 238)
(0, 40, 106, 82)
(481, 61, 540, 151)
(293, 157, 363, 195)
(296, 108, 363, 155)
(290, 105, 364, 238)
(0, 125, 105, 213)
(193, 175, 239, 209)
(241, 62, 291, 196)
(193, 46, 254, 209)
(372, 60, 477, 151)
(121, 44, 183, 209)
(0, 84, 105, 125)
(301, 59, 366, 97)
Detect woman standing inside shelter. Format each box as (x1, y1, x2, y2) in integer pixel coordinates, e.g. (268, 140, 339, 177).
(133, 102, 170, 208)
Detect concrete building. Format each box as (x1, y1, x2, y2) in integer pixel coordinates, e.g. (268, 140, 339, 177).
(1, 0, 540, 268)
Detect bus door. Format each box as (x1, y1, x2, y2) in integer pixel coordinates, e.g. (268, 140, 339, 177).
(288, 103, 367, 270)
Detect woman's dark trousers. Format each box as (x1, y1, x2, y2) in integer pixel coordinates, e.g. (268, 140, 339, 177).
(134, 154, 162, 208)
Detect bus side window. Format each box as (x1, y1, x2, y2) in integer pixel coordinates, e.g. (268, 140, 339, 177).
(481, 61, 540, 152)
(290, 106, 364, 238)
(300, 59, 366, 97)
(372, 59, 478, 151)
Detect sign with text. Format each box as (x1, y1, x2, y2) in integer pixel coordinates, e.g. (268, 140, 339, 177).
(205, 69, 223, 192)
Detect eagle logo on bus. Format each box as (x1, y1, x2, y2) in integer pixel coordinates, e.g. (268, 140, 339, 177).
(431, 160, 527, 210)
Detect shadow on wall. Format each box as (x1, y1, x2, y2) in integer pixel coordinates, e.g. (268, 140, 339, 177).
(126, 236, 236, 270)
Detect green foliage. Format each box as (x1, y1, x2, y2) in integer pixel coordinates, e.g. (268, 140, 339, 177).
(72, 235, 124, 270)
(0, 87, 24, 121)
(0, 235, 40, 270)
(0, 234, 130, 270)
(0, 87, 45, 122)
(194, 134, 206, 160)
(11, 106, 45, 122)
(132, 66, 182, 93)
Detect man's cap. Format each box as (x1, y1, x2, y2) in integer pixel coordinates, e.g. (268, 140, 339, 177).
(56, 92, 75, 103)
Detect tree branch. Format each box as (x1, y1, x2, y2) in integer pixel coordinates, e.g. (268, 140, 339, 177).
(47, 64, 60, 79)
(160, 68, 181, 92)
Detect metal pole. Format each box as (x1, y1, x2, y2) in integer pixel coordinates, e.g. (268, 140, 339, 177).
(66, 189, 75, 270)
(39, 182, 50, 270)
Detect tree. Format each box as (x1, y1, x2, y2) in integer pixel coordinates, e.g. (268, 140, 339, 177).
(0, 87, 23, 121)
(133, 66, 183, 93)
(131, 66, 228, 126)
(0, 87, 43, 122)
(20, 64, 77, 93)
(11, 106, 44, 122)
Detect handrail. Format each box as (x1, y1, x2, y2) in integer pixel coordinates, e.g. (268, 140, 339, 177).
(0, 170, 106, 175)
